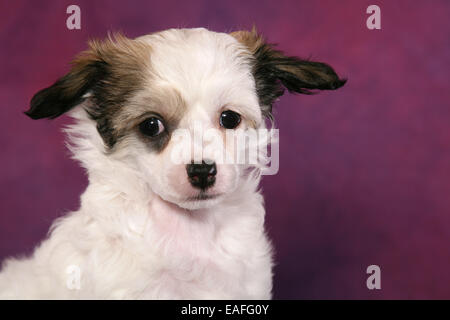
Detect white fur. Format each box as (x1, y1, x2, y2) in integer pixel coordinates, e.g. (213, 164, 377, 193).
(0, 28, 273, 299)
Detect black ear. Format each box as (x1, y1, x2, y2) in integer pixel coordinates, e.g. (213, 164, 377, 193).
(25, 54, 105, 120)
(254, 43, 347, 95)
(231, 28, 346, 117)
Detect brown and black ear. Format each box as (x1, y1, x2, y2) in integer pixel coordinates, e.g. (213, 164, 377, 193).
(231, 28, 346, 117)
(25, 50, 106, 120)
(26, 33, 150, 121)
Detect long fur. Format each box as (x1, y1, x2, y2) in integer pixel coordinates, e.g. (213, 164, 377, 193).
(0, 28, 345, 299)
(0, 107, 273, 299)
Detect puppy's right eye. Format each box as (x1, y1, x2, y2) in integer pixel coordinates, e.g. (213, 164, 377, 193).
(139, 117, 165, 137)
(220, 110, 241, 129)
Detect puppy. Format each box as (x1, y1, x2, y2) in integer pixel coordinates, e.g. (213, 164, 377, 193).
(0, 28, 345, 299)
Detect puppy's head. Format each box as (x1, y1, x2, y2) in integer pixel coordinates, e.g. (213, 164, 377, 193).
(26, 28, 345, 210)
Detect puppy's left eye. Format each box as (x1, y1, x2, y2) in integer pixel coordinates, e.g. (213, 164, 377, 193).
(220, 110, 241, 129)
(139, 117, 165, 137)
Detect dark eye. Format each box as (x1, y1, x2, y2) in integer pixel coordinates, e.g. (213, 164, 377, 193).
(220, 110, 241, 129)
(139, 117, 165, 137)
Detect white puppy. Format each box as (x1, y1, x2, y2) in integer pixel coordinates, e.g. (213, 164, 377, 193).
(0, 28, 345, 299)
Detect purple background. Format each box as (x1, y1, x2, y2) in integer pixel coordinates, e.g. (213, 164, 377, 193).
(1, 0, 449, 299)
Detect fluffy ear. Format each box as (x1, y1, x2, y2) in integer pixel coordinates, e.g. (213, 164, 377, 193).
(25, 51, 106, 120)
(231, 28, 346, 116)
(25, 32, 147, 120)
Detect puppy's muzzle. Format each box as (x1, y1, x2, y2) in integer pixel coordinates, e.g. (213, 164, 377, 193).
(186, 161, 217, 190)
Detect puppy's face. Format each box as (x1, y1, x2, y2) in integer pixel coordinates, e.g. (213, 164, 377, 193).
(26, 28, 345, 210)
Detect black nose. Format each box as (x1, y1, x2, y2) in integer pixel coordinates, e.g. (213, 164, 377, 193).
(186, 161, 217, 190)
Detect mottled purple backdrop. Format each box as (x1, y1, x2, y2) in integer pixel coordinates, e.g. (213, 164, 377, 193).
(0, 0, 449, 299)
